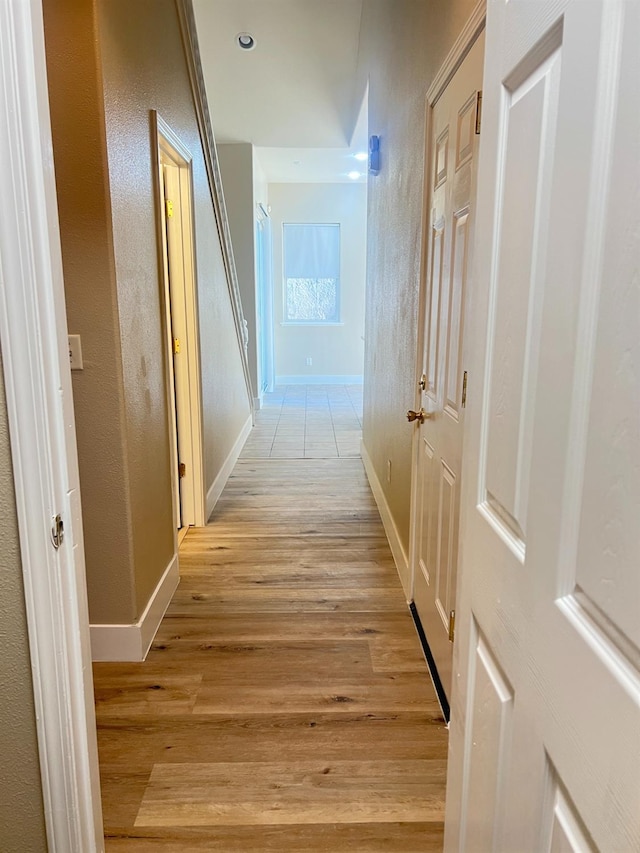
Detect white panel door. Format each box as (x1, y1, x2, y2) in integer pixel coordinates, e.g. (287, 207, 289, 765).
(412, 31, 485, 701)
(163, 162, 196, 528)
(159, 163, 182, 529)
(445, 2, 640, 851)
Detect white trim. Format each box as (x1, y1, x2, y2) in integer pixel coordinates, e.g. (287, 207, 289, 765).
(206, 414, 253, 519)
(361, 440, 411, 598)
(253, 395, 263, 411)
(0, 0, 103, 849)
(276, 374, 364, 385)
(156, 113, 191, 162)
(90, 554, 179, 661)
(427, 0, 486, 105)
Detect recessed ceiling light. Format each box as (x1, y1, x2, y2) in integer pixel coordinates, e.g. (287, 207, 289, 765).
(348, 171, 362, 180)
(237, 32, 256, 50)
(354, 152, 368, 162)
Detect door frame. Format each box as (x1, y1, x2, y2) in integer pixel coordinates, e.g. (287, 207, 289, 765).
(408, 0, 487, 616)
(152, 112, 206, 529)
(0, 0, 103, 848)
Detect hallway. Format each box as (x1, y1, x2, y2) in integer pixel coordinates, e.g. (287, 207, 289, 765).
(94, 387, 448, 851)
(240, 384, 364, 460)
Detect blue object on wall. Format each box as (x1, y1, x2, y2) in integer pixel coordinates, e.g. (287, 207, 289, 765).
(369, 135, 380, 175)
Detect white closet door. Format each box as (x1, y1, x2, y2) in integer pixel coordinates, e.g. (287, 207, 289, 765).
(445, 1, 640, 850)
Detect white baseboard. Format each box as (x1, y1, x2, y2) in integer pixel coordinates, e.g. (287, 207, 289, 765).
(360, 439, 411, 598)
(90, 552, 179, 661)
(276, 374, 364, 385)
(206, 413, 252, 520)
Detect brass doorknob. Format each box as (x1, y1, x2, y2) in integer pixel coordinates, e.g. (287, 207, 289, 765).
(407, 408, 430, 424)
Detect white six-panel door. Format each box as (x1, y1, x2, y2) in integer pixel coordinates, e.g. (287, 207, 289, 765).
(445, 1, 640, 850)
(412, 30, 485, 702)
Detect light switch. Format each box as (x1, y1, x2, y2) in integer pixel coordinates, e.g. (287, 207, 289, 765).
(68, 335, 83, 370)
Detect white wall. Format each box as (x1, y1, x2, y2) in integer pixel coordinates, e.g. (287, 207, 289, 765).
(217, 144, 272, 404)
(217, 143, 260, 401)
(252, 151, 273, 396)
(253, 149, 268, 212)
(269, 182, 366, 383)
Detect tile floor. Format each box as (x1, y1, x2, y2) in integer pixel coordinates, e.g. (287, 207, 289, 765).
(240, 384, 363, 459)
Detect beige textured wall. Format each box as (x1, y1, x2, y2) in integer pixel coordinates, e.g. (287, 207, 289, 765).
(43, 0, 137, 623)
(96, 0, 251, 519)
(359, 0, 476, 552)
(96, 0, 183, 613)
(270, 182, 366, 379)
(217, 143, 259, 399)
(44, 0, 252, 624)
(0, 356, 48, 852)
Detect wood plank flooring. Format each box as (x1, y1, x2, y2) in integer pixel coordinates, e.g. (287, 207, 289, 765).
(94, 389, 448, 851)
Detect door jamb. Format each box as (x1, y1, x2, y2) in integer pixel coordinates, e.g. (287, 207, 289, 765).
(152, 111, 207, 529)
(0, 0, 103, 848)
(408, 0, 487, 601)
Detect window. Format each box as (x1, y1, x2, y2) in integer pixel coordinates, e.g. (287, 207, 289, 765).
(283, 223, 340, 323)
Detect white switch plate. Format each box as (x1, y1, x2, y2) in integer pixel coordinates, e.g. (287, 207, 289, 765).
(68, 334, 83, 370)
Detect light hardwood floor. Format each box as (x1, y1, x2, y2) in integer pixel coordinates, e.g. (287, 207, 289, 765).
(94, 388, 448, 851)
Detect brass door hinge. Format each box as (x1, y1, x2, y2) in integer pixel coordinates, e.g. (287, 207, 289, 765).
(178, 462, 186, 478)
(475, 91, 483, 134)
(449, 609, 456, 642)
(51, 513, 64, 550)
(165, 198, 174, 218)
(462, 370, 468, 408)
(173, 337, 181, 354)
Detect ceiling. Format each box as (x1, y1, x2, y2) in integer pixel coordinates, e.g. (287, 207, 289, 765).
(192, 0, 367, 183)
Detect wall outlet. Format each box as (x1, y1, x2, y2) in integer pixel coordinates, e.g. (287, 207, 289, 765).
(306, 357, 312, 366)
(68, 334, 83, 370)
(387, 459, 392, 483)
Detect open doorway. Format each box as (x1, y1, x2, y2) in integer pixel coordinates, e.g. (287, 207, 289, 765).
(153, 113, 206, 534)
(216, 84, 369, 418)
(265, 91, 368, 391)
